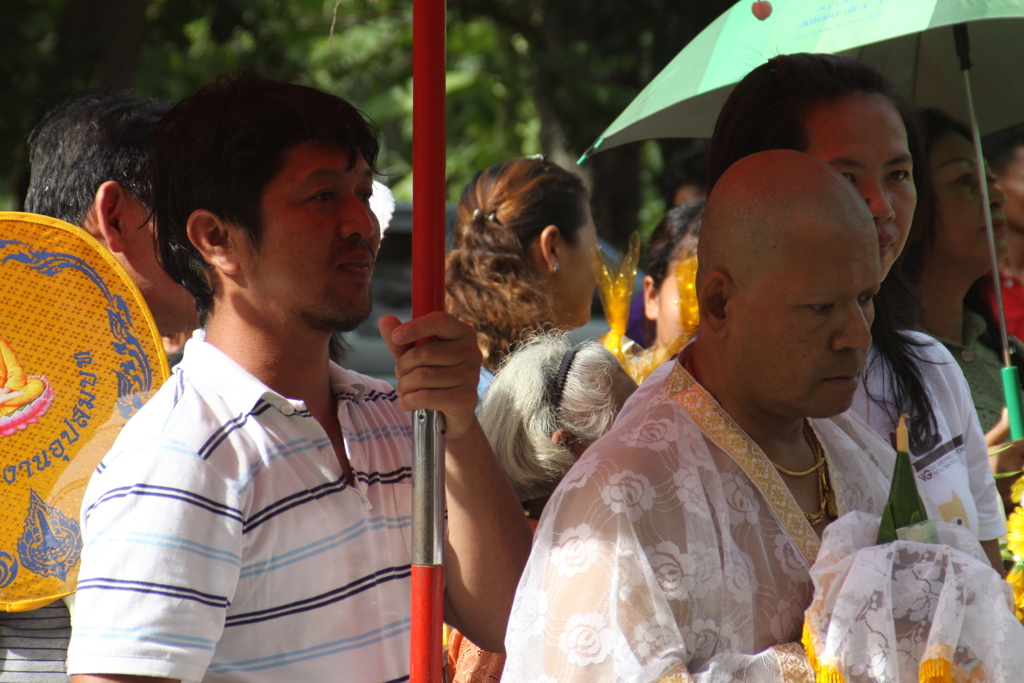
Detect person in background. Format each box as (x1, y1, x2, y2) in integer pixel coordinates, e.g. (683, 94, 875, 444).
(446, 332, 637, 682)
(24, 92, 198, 364)
(984, 123, 1024, 341)
(446, 157, 598, 398)
(625, 144, 709, 346)
(707, 53, 1005, 571)
(0, 91, 200, 683)
(904, 108, 1024, 512)
(480, 333, 638, 521)
(660, 143, 708, 208)
(641, 200, 703, 352)
(65, 73, 531, 683)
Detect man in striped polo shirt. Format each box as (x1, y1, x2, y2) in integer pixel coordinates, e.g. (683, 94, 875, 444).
(67, 73, 532, 683)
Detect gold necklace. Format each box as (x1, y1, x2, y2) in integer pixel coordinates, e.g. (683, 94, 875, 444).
(685, 355, 836, 525)
(773, 421, 836, 526)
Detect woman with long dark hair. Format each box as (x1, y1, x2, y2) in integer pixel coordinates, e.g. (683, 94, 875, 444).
(707, 53, 1004, 570)
(903, 108, 1024, 511)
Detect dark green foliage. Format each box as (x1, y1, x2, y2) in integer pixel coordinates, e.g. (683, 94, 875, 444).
(1, 0, 734, 248)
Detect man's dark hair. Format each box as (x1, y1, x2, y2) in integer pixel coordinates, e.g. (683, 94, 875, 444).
(983, 123, 1024, 176)
(151, 71, 381, 323)
(25, 92, 169, 226)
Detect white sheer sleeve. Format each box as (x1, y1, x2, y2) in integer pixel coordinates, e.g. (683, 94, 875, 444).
(504, 398, 815, 683)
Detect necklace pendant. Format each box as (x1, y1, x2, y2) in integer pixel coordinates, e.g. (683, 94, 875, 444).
(825, 489, 837, 519)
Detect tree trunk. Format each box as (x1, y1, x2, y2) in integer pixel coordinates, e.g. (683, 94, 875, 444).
(99, 0, 149, 90)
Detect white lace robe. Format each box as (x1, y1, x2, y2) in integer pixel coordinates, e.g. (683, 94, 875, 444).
(504, 356, 892, 682)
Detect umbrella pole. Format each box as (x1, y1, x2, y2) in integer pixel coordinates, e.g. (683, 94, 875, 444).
(411, 0, 447, 680)
(954, 24, 1024, 440)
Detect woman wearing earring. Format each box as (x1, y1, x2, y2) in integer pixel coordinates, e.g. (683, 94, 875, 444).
(446, 157, 599, 397)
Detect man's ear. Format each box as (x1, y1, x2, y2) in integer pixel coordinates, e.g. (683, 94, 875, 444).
(89, 181, 133, 253)
(698, 270, 732, 335)
(531, 225, 561, 275)
(187, 210, 242, 278)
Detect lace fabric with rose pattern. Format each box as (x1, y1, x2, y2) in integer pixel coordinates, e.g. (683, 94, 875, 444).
(504, 354, 891, 682)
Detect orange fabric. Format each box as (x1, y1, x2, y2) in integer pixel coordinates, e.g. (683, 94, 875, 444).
(446, 630, 506, 683)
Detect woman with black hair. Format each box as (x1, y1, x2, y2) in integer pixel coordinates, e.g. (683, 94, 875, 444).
(903, 108, 1024, 512)
(708, 53, 1004, 571)
(641, 199, 703, 351)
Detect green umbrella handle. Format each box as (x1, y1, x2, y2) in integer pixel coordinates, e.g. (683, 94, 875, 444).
(1003, 366, 1024, 441)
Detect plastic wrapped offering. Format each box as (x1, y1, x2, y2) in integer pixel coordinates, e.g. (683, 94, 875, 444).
(877, 415, 938, 545)
(803, 512, 1024, 682)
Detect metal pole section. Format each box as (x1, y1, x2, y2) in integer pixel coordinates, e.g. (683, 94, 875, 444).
(955, 24, 1024, 439)
(412, 411, 446, 565)
(410, 409, 446, 681)
(411, 0, 447, 680)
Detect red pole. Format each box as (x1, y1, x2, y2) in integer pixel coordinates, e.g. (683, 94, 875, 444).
(411, 0, 446, 681)
(412, 0, 447, 319)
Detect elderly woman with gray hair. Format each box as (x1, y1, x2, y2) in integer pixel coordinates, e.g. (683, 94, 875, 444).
(445, 332, 637, 682)
(480, 331, 638, 520)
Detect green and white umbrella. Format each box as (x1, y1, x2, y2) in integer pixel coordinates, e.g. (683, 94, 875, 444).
(582, 0, 1024, 157)
(582, 0, 1024, 437)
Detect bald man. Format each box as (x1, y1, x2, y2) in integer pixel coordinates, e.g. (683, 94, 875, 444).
(504, 150, 895, 682)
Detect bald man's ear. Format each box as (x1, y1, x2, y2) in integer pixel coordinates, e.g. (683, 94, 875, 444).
(698, 271, 731, 335)
(187, 210, 242, 278)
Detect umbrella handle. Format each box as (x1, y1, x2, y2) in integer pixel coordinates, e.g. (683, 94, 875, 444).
(1003, 367, 1024, 441)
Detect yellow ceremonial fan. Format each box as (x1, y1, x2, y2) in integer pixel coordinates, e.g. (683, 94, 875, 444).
(0, 212, 169, 611)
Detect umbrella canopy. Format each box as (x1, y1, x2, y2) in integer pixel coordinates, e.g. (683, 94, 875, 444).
(586, 0, 1024, 156)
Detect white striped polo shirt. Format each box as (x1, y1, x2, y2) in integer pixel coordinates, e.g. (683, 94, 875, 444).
(67, 339, 415, 682)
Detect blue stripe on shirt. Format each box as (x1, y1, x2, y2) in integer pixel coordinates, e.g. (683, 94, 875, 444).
(73, 625, 217, 650)
(224, 565, 410, 627)
(243, 467, 411, 533)
(341, 424, 414, 444)
(86, 483, 244, 523)
(230, 437, 322, 495)
(207, 618, 410, 673)
(362, 389, 399, 403)
(90, 530, 241, 566)
(238, 515, 411, 579)
(354, 466, 412, 486)
(77, 578, 229, 608)
(198, 411, 255, 460)
(243, 478, 349, 533)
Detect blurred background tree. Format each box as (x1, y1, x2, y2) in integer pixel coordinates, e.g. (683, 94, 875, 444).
(0, 0, 731, 248)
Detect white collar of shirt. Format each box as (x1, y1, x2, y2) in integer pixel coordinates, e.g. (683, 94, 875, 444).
(179, 335, 371, 418)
